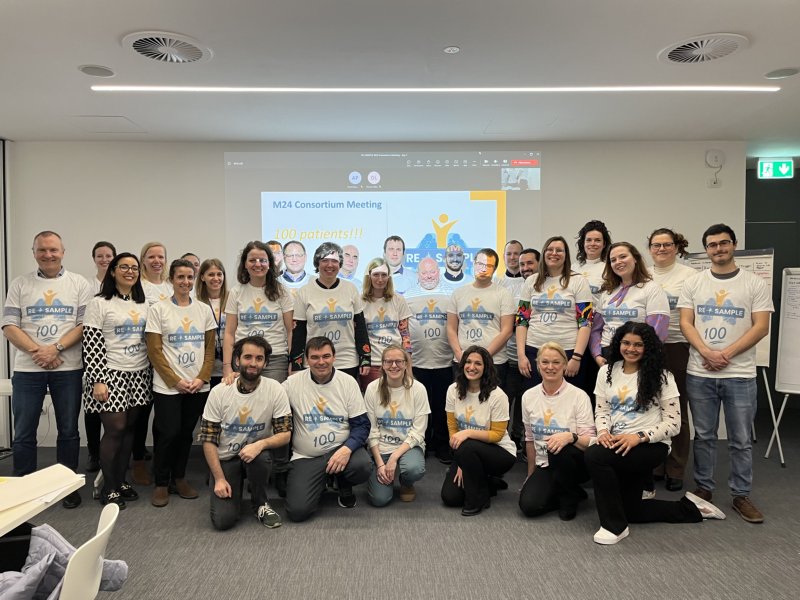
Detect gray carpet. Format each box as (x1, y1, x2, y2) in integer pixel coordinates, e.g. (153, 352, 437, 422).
(3, 410, 799, 600)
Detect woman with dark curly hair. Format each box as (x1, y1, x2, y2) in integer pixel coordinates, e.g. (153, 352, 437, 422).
(585, 322, 725, 545)
(441, 346, 516, 516)
(575, 220, 612, 299)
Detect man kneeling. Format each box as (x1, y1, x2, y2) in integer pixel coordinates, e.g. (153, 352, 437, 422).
(199, 336, 292, 530)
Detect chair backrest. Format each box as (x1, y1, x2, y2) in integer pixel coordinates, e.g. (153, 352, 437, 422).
(59, 503, 120, 600)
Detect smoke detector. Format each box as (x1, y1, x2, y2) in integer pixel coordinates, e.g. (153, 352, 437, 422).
(122, 31, 212, 64)
(658, 33, 749, 64)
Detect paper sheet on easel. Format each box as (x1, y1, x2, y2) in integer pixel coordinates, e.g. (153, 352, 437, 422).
(0, 464, 84, 512)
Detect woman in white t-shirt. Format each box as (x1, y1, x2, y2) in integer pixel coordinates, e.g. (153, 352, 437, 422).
(517, 236, 593, 391)
(648, 228, 696, 492)
(519, 342, 595, 520)
(590, 242, 670, 367)
(82, 252, 151, 508)
(360, 258, 412, 392)
(196, 258, 228, 388)
(584, 322, 725, 545)
(441, 346, 517, 516)
(365, 345, 430, 506)
(146, 259, 216, 508)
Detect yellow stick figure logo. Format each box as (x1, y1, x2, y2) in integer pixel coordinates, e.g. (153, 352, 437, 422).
(129, 310, 141, 325)
(43, 290, 58, 306)
(432, 213, 458, 248)
(181, 317, 193, 332)
(715, 289, 729, 306)
(326, 298, 337, 312)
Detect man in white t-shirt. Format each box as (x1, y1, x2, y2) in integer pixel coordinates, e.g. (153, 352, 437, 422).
(199, 336, 293, 530)
(678, 224, 773, 524)
(384, 235, 414, 295)
(282, 337, 371, 521)
(2, 231, 91, 508)
(447, 247, 515, 385)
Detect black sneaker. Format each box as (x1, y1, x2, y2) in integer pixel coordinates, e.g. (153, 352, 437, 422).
(337, 485, 357, 508)
(435, 447, 452, 465)
(256, 502, 282, 528)
(102, 490, 126, 510)
(62, 491, 82, 509)
(119, 482, 139, 501)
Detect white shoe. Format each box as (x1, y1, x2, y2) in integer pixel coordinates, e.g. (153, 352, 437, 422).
(642, 489, 656, 500)
(685, 491, 726, 520)
(593, 526, 630, 545)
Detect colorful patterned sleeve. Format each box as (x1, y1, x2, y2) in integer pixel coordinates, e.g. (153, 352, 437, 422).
(575, 301, 593, 328)
(197, 418, 221, 446)
(516, 299, 532, 328)
(272, 414, 293, 434)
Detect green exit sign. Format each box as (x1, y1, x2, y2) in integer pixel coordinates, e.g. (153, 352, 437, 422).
(758, 158, 794, 179)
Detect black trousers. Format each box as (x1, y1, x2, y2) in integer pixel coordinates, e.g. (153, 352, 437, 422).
(441, 439, 515, 511)
(152, 391, 208, 486)
(519, 444, 589, 517)
(413, 366, 453, 454)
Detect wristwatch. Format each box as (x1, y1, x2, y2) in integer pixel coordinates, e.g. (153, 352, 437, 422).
(55, 342, 65, 352)
(637, 431, 646, 441)
(571, 432, 579, 444)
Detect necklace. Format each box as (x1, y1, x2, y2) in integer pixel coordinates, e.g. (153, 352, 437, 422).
(237, 379, 259, 394)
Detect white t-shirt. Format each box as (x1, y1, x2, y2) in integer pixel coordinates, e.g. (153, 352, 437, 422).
(363, 295, 412, 364)
(225, 283, 293, 356)
(202, 377, 292, 461)
(83, 296, 149, 371)
(364, 379, 430, 454)
(651, 262, 697, 344)
(146, 298, 217, 394)
(577, 259, 606, 302)
(87, 276, 102, 295)
(448, 282, 516, 364)
(405, 286, 455, 370)
(596, 280, 670, 348)
(142, 279, 173, 306)
(2, 270, 92, 372)
(594, 363, 680, 448)
(677, 268, 774, 378)
(521, 273, 593, 350)
(293, 279, 364, 369)
(498, 276, 525, 363)
(445, 385, 516, 456)
(282, 369, 367, 460)
(521, 381, 595, 467)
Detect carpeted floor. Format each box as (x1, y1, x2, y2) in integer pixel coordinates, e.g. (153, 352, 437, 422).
(2, 409, 799, 600)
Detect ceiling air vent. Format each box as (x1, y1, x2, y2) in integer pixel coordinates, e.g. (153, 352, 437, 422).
(658, 33, 749, 65)
(122, 31, 212, 64)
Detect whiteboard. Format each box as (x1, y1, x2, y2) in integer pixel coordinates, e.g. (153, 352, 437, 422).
(775, 268, 800, 394)
(684, 248, 774, 368)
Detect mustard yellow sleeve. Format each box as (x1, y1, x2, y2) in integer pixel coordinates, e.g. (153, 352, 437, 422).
(487, 421, 507, 444)
(146, 332, 181, 389)
(198, 330, 216, 383)
(446, 411, 459, 437)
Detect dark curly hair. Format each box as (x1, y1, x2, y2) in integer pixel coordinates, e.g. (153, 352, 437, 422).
(455, 345, 499, 403)
(605, 321, 668, 409)
(575, 219, 612, 264)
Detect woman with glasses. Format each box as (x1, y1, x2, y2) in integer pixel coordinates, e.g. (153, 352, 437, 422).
(646, 228, 695, 492)
(441, 346, 517, 516)
(82, 253, 150, 508)
(517, 236, 593, 391)
(589, 242, 670, 367)
(196, 258, 228, 388)
(360, 258, 412, 391)
(364, 345, 430, 506)
(223, 241, 293, 384)
(585, 322, 725, 545)
(518, 342, 595, 520)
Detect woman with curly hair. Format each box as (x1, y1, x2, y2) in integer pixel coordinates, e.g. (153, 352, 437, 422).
(441, 346, 516, 516)
(585, 322, 725, 545)
(575, 220, 612, 300)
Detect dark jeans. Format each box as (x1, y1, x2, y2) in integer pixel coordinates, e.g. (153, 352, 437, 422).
(502, 362, 525, 445)
(152, 391, 208, 486)
(656, 342, 690, 479)
(209, 452, 273, 530)
(413, 366, 453, 454)
(11, 369, 82, 475)
(585, 442, 702, 535)
(441, 439, 516, 511)
(519, 444, 589, 517)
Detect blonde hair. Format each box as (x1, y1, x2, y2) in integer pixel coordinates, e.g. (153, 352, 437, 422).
(536, 342, 569, 365)
(140, 241, 168, 283)
(377, 345, 412, 407)
(361, 257, 395, 302)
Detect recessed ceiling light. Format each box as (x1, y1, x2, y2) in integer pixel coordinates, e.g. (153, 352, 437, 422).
(78, 65, 115, 78)
(764, 68, 799, 80)
(443, 46, 460, 54)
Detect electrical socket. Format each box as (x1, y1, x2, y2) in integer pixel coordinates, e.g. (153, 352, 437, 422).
(707, 177, 721, 188)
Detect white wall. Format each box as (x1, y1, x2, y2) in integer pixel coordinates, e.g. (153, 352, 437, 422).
(3, 139, 746, 446)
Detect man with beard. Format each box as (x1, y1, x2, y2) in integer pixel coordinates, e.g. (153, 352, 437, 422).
(405, 257, 455, 463)
(443, 243, 472, 285)
(199, 336, 293, 530)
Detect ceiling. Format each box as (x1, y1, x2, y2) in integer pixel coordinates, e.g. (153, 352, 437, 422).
(2, 0, 800, 157)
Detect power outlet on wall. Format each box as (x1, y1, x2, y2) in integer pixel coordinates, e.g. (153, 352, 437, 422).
(707, 177, 721, 188)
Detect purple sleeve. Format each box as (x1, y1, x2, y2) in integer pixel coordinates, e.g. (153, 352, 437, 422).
(646, 313, 669, 342)
(589, 312, 605, 357)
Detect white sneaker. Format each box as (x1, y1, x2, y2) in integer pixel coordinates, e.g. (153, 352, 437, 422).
(685, 491, 726, 520)
(593, 526, 630, 545)
(642, 489, 656, 500)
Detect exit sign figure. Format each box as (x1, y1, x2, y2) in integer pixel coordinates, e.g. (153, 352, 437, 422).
(758, 158, 794, 179)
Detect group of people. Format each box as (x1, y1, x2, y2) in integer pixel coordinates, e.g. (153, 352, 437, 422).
(2, 220, 772, 544)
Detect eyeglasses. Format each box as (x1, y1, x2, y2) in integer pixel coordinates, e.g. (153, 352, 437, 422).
(382, 359, 407, 366)
(545, 248, 565, 255)
(248, 258, 270, 264)
(116, 265, 139, 273)
(705, 240, 733, 250)
(649, 242, 675, 250)
(284, 253, 305, 259)
(474, 261, 496, 271)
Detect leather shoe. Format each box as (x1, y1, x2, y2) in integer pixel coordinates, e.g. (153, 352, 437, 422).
(461, 499, 490, 517)
(173, 479, 199, 499)
(62, 491, 82, 509)
(666, 477, 683, 491)
(558, 505, 577, 521)
(151, 486, 169, 507)
(131, 460, 152, 486)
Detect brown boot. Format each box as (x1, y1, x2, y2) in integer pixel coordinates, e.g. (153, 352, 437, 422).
(174, 479, 199, 499)
(131, 460, 152, 486)
(151, 486, 169, 507)
(399, 485, 416, 502)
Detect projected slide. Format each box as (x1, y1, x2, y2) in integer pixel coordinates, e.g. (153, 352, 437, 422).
(262, 190, 505, 281)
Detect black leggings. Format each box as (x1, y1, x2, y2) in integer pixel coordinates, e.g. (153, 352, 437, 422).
(441, 439, 515, 511)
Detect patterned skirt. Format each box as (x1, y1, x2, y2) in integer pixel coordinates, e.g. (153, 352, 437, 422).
(83, 367, 153, 413)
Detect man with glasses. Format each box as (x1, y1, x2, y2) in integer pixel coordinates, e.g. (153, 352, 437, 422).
(678, 223, 773, 524)
(447, 248, 515, 386)
(281, 240, 310, 289)
(2, 231, 92, 508)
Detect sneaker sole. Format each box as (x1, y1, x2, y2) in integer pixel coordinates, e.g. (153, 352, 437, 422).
(593, 527, 629, 545)
(261, 520, 282, 528)
(685, 492, 726, 520)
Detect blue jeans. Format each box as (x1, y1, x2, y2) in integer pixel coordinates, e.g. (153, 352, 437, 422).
(11, 369, 83, 475)
(686, 374, 757, 497)
(367, 447, 426, 507)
